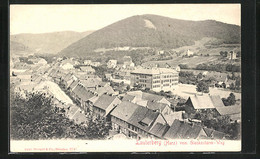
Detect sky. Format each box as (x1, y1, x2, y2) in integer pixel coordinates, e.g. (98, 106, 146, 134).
(10, 4, 241, 35)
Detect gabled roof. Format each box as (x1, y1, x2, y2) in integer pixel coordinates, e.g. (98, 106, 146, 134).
(110, 101, 139, 121)
(188, 95, 215, 109)
(164, 120, 182, 139)
(122, 94, 135, 102)
(212, 130, 225, 139)
(184, 124, 203, 139)
(187, 95, 225, 110)
(80, 66, 95, 72)
(216, 105, 241, 116)
(202, 127, 226, 139)
(88, 95, 99, 104)
(69, 80, 79, 89)
(142, 92, 165, 102)
(93, 94, 118, 110)
(163, 111, 184, 125)
(126, 91, 166, 103)
(88, 85, 115, 96)
(203, 127, 214, 137)
(209, 95, 225, 108)
(164, 119, 205, 139)
(72, 84, 95, 101)
(149, 122, 170, 138)
(146, 101, 168, 111)
(80, 78, 102, 88)
(127, 106, 160, 132)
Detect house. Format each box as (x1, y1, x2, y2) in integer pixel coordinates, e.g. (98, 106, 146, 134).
(130, 68, 178, 92)
(110, 101, 168, 139)
(88, 85, 115, 96)
(61, 73, 78, 89)
(36, 58, 47, 65)
(215, 105, 241, 122)
(146, 101, 173, 116)
(15, 82, 38, 95)
(80, 78, 103, 89)
(125, 91, 171, 106)
(84, 60, 92, 65)
(70, 84, 95, 110)
(17, 75, 32, 83)
(164, 119, 207, 139)
(186, 49, 194, 56)
(92, 94, 121, 117)
(148, 122, 170, 139)
(107, 60, 117, 69)
(61, 62, 74, 70)
(228, 51, 237, 60)
(162, 111, 184, 125)
(105, 73, 112, 80)
(185, 95, 225, 113)
(79, 66, 95, 74)
(203, 127, 226, 139)
(91, 62, 101, 67)
(66, 104, 87, 124)
(68, 79, 80, 92)
(122, 56, 135, 69)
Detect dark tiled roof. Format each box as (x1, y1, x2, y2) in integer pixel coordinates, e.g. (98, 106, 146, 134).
(164, 120, 205, 139)
(203, 127, 214, 137)
(146, 101, 167, 111)
(184, 124, 203, 139)
(126, 91, 167, 102)
(110, 101, 139, 121)
(149, 123, 170, 138)
(212, 130, 225, 139)
(81, 78, 102, 88)
(164, 120, 182, 139)
(216, 105, 241, 116)
(122, 95, 135, 102)
(93, 94, 118, 110)
(127, 106, 160, 132)
(142, 92, 164, 102)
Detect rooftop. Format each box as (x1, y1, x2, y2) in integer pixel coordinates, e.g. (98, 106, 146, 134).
(93, 94, 118, 110)
(216, 105, 241, 116)
(187, 95, 225, 109)
(131, 68, 178, 75)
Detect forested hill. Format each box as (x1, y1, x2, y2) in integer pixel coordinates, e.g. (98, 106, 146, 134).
(59, 14, 240, 57)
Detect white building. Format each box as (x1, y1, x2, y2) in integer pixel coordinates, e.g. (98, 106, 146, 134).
(228, 51, 237, 60)
(107, 60, 117, 68)
(130, 68, 179, 92)
(186, 49, 194, 56)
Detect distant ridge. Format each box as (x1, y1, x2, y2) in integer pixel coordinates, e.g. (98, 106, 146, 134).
(11, 30, 94, 55)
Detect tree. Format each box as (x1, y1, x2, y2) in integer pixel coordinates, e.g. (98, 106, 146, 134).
(229, 82, 235, 90)
(10, 91, 110, 140)
(197, 73, 203, 80)
(222, 93, 236, 106)
(196, 81, 209, 94)
(235, 78, 241, 90)
(236, 51, 241, 57)
(220, 51, 229, 57)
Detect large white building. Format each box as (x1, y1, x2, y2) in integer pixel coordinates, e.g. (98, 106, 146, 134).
(130, 68, 179, 92)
